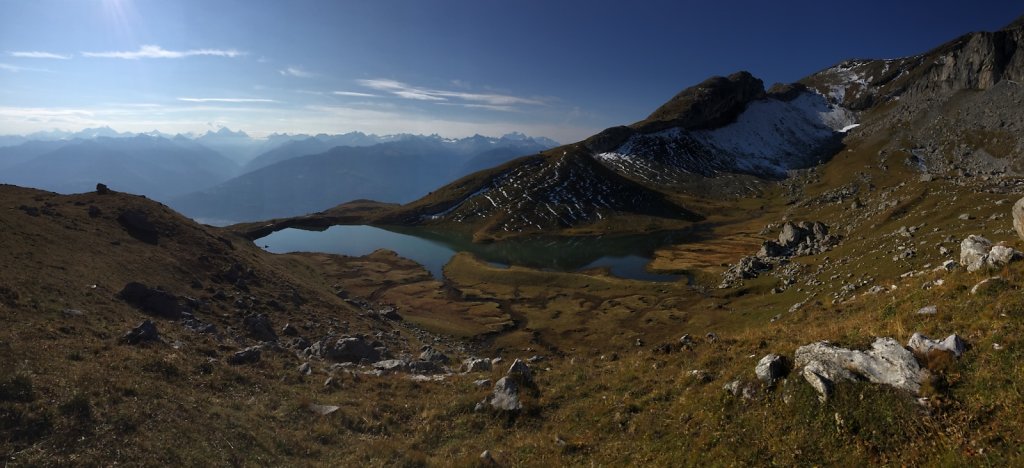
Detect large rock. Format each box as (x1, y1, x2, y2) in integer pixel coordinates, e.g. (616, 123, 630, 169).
(1013, 197, 1024, 241)
(988, 245, 1022, 269)
(118, 282, 181, 319)
(419, 346, 450, 365)
(325, 336, 382, 363)
(961, 235, 993, 272)
(778, 222, 808, 248)
(227, 346, 262, 365)
(960, 235, 1023, 272)
(121, 320, 159, 344)
(489, 377, 522, 410)
(372, 359, 409, 373)
(719, 255, 771, 287)
(408, 360, 443, 375)
(907, 333, 966, 358)
(794, 338, 923, 401)
(484, 359, 536, 411)
(754, 354, 787, 382)
(463, 357, 493, 373)
(506, 359, 534, 386)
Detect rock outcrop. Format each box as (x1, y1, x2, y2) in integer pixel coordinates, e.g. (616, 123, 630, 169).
(118, 282, 182, 319)
(721, 221, 839, 287)
(960, 235, 1022, 272)
(795, 338, 923, 401)
(305, 336, 383, 364)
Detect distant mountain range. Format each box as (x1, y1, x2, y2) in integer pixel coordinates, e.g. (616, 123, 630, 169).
(168, 133, 557, 223)
(0, 135, 239, 199)
(0, 128, 558, 223)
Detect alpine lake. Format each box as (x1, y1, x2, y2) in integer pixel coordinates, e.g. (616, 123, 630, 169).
(257, 225, 697, 282)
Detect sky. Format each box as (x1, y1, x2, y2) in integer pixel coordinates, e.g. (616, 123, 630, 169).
(0, 0, 1021, 142)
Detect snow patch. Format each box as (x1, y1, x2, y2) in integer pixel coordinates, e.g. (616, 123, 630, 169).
(596, 91, 856, 179)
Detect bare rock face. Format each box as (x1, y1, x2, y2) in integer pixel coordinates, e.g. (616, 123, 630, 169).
(794, 338, 923, 401)
(635, 71, 766, 134)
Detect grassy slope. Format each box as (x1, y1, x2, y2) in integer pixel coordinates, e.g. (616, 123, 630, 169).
(4, 127, 1024, 465)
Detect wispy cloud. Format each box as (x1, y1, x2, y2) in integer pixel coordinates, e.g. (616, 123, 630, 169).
(177, 97, 277, 103)
(438, 103, 517, 112)
(279, 66, 315, 78)
(0, 63, 49, 72)
(357, 79, 545, 106)
(82, 45, 243, 59)
(333, 91, 380, 98)
(10, 51, 71, 59)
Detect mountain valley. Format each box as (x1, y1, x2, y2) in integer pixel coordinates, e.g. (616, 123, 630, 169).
(3, 12, 1024, 467)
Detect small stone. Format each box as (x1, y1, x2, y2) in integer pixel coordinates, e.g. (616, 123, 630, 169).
(227, 346, 261, 365)
(473, 379, 492, 388)
(281, 323, 299, 336)
(908, 333, 966, 358)
(916, 305, 937, 315)
(298, 362, 312, 375)
(480, 450, 495, 464)
(307, 403, 339, 416)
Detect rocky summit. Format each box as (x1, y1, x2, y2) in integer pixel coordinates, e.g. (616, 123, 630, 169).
(4, 10, 1024, 468)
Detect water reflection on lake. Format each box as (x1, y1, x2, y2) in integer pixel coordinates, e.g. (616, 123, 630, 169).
(258, 225, 694, 282)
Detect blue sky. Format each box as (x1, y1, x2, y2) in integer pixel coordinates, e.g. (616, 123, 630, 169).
(0, 0, 1020, 142)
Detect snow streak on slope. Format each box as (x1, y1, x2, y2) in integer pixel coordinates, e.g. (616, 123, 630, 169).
(596, 91, 855, 180)
(422, 151, 694, 233)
